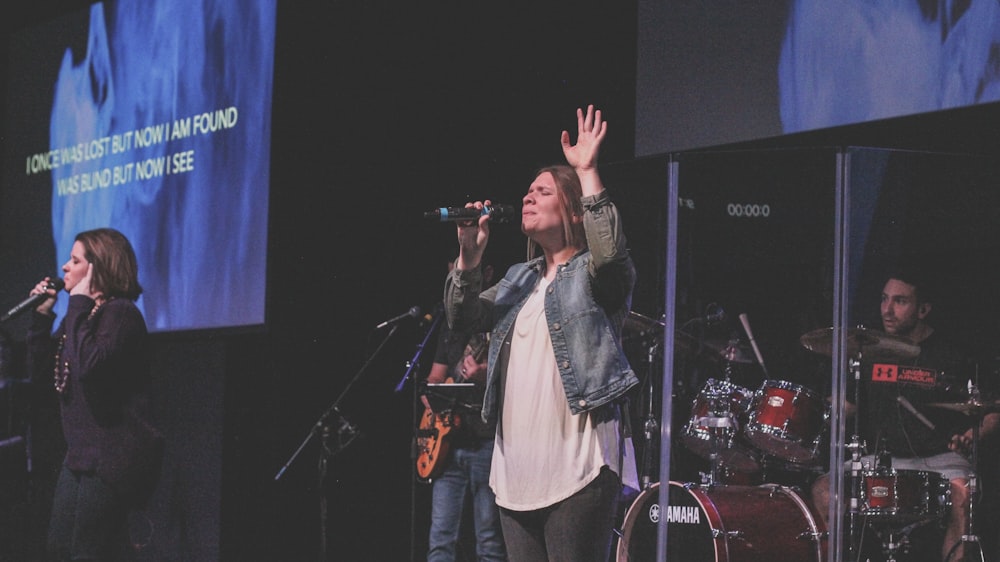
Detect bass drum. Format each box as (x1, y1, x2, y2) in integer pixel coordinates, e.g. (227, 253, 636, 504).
(616, 482, 826, 562)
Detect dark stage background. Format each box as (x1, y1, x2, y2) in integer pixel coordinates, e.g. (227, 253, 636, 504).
(3, 2, 1000, 561)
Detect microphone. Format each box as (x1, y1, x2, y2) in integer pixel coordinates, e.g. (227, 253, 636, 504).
(697, 303, 725, 324)
(0, 278, 65, 323)
(420, 302, 444, 326)
(896, 395, 936, 431)
(424, 204, 517, 224)
(375, 305, 422, 329)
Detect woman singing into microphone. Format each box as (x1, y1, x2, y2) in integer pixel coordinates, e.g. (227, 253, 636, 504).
(25, 227, 162, 561)
(444, 105, 638, 561)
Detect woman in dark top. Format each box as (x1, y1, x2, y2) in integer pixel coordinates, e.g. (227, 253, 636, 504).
(26, 227, 161, 562)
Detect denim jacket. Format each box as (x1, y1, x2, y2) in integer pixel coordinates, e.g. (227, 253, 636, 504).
(445, 190, 638, 423)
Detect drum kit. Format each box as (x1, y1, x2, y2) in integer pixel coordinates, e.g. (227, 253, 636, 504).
(616, 312, 998, 562)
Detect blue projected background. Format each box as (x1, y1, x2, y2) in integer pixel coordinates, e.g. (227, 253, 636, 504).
(2, 0, 275, 332)
(636, 0, 1000, 155)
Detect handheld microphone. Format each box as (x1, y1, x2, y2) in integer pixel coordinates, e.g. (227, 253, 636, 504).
(375, 305, 422, 330)
(424, 204, 517, 224)
(0, 278, 65, 323)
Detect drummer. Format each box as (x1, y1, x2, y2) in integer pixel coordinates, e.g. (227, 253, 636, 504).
(810, 265, 999, 561)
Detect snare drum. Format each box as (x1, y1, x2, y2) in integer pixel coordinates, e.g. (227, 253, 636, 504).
(860, 468, 950, 525)
(680, 379, 758, 472)
(744, 380, 827, 463)
(616, 481, 826, 561)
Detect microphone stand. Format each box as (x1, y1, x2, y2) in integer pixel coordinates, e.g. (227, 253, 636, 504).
(394, 303, 442, 393)
(393, 305, 443, 562)
(274, 323, 401, 562)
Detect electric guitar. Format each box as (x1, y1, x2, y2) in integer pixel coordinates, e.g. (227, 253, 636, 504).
(415, 393, 462, 481)
(415, 333, 489, 481)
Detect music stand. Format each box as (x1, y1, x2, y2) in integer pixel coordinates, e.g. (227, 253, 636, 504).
(421, 382, 480, 413)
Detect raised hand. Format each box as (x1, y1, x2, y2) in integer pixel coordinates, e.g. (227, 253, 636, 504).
(561, 104, 607, 173)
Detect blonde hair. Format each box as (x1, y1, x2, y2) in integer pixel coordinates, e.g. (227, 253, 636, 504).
(526, 165, 587, 260)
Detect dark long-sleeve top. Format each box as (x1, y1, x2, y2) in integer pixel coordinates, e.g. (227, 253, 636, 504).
(26, 294, 157, 493)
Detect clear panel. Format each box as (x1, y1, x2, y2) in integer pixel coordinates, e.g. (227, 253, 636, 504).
(838, 148, 1000, 562)
(662, 148, 839, 561)
(612, 147, 1000, 562)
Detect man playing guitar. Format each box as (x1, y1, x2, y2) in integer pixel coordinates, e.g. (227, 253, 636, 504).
(419, 261, 506, 562)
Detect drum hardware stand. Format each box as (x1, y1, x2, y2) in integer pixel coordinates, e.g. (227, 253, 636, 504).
(274, 321, 403, 562)
(640, 336, 660, 490)
(623, 310, 665, 490)
(847, 353, 867, 562)
(721, 339, 739, 379)
(868, 436, 912, 562)
(701, 402, 738, 487)
(708, 350, 744, 487)
(879, 527, 912, 562)
(941, 381, 988, 562)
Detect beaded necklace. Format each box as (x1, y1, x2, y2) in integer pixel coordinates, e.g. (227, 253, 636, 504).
(53, 297, 108, 394)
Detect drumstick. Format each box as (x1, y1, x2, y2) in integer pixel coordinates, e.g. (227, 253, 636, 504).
(896, 395, 936, 431)
(738, 313, 770, 378)
(896, 395, 955, 448)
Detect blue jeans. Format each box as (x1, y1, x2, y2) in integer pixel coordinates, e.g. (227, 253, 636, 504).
(428, 439, 506, 561)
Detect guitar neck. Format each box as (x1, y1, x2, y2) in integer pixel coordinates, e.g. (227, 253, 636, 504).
(464, 332, 489, 363)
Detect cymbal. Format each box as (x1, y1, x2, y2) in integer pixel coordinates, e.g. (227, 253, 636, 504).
(673, 330, 700, 356)
(799, 327, 920, 361)
(624, 311, 751, 364)
(623, 311, 701, 353)
(624, 311, 664, 337)
(702, 339, 755, 364)
(926, 399, 1000, 416)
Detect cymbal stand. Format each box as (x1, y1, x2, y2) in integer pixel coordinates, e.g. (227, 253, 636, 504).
(640, 336, 660, 490)
(712, 356, 738, 486)
(721, 342, 738, 381)
(944, 383, 987, 562)
(846, 353, 866, 562)
(704, 416, 731, 488)
(698, 387, 738, 488)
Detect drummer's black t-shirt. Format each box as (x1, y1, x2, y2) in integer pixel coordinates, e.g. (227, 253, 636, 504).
(851, 332, 972, 458)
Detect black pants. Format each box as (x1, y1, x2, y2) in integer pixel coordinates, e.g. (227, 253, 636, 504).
(47, 464, 127, 562)
(497, 466, 620, 562)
